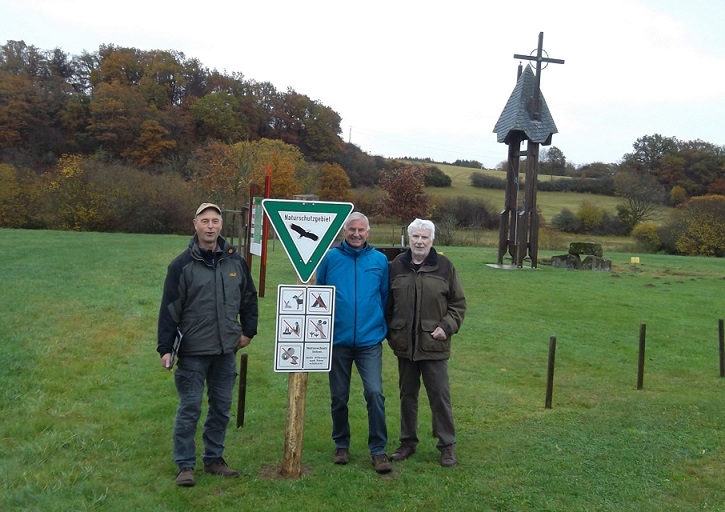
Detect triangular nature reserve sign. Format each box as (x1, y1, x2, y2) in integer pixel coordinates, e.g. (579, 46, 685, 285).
(262, 199, 354, 283)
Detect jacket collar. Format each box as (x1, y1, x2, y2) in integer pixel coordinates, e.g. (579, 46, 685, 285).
(339, 240, 372, 255)
(189, 235, 234, 258)
(401, 246, 438, 267)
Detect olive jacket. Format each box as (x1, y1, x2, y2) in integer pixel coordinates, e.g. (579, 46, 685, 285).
(386, 247, 466, 361)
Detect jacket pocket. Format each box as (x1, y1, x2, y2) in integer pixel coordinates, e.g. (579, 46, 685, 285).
(419, 319, 450, 352)
(387, 317, 408, 352)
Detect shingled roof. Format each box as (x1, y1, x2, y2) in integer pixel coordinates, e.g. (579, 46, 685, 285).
(493, 64, 558, 145)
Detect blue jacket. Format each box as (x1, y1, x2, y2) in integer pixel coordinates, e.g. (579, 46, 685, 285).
(316, 241, 389, 348)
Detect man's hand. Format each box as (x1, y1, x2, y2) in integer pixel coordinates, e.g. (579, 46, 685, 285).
(161, 353, 173, 370)
(237, 335, 251, 350)
(431, 326, 447, 341)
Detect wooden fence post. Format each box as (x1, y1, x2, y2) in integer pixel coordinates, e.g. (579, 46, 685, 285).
(718, 318, 724, 378)
(637, 323, 646, 390)
(545, 336, 556, 409)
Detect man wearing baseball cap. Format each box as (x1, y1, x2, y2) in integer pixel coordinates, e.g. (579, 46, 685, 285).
(158, 203, 258, 486)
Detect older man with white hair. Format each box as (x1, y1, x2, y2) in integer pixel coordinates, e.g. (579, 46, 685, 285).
(386, 218, 467, 467)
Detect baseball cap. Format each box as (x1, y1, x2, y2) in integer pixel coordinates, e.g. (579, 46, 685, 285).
(195, 203, 222, 216)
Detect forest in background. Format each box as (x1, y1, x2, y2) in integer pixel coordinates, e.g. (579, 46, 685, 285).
(0, 40, 723, 255)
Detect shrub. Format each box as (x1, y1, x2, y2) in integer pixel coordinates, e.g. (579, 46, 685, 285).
(424, 166, 452, 187)
(669, 185, 688, 206)
(593, 212, 630, 236)
(577, 200, 606, 232)
(631, 221, 661, 252)
(432, 197, 498, 230)
(470, 172, 506, 189)
(551, 208, 582, 233)
(538, 177, 615, 195)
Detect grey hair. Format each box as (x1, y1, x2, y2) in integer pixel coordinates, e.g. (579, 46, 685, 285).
(407, 218, 435, 240)
(344, 211, 370, 231)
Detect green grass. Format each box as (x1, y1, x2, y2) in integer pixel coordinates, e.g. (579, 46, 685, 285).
(1, 229, 724, 511)
(427, 163, 672, 225)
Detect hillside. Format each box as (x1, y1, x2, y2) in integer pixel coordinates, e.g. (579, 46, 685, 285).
(427, 163, 671, 224)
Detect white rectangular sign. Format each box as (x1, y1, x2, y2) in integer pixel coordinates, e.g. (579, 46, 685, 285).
(274, 284, 335, 372)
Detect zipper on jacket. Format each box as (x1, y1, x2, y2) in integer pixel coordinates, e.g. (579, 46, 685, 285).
(352, 251, 357, 347)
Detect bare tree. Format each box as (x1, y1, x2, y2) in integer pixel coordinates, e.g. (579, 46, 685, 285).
(613, 169, 665, 229)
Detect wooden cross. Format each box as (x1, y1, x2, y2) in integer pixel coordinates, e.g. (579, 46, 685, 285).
(513, 32, 565, 120)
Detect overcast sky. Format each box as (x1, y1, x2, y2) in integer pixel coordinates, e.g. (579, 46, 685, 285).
(2, 0, 724, 168)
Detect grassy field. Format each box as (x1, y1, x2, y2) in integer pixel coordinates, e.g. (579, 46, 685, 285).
(426, 163, 671, 225)
(1, 229, 724, 511)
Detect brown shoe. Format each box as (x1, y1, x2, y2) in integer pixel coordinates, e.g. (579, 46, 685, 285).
(175, 467, 195, 487)
(440, 446, 458, 467)
(390, 442, 416, 462)
(333, 448, 349, 465)
(371, 453, 392, 474)
(203, 457, 240, 477)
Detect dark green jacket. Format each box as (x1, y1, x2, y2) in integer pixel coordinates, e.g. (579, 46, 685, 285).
(157, 235, 258, 357)
(386, 247, 466, 361)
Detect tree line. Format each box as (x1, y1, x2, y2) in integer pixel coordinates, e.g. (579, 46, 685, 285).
(0, 40, 722, 255)
(0, 39, 391, 181)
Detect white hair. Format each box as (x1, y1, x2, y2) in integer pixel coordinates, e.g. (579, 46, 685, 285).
(407, 218, 435, 241)
(344, 211, 370, 231)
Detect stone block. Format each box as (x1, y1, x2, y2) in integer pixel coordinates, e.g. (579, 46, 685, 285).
(551, 253, 581, 269)
(568, 241, 603, 257)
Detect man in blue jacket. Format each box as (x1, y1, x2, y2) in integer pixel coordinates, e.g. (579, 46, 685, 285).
(316, 212, 392, 474)
(158, 203, 258, 487)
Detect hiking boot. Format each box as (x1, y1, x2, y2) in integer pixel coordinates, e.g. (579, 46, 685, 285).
(390, 442, 416, 462)
(203, 457, 240, 477)
(440, 445, 458, 467)
(371, 453, 392, 474)
(175, 467, 195, 487)
(333, 448, 349, 465)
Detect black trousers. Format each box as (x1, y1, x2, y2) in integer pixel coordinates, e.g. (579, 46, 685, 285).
(396, 357, 455, 449)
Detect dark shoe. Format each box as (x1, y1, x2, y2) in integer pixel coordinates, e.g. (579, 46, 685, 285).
(440, 446, 458, 467)
(390, 442, 416, 462)
(203, 457, 240, 477)
(175, 467, 195, 487)
(371, 453, 392, 474)
(333, 448, 349, 465)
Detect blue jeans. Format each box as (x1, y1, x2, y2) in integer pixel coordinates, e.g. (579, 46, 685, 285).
(173, 353, 237, 468)
(328, 343, 387, 455)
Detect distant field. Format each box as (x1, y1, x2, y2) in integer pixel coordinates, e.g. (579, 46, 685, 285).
(427, 162, 672, 223)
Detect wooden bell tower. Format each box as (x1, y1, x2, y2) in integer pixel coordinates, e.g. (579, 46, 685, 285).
(493, 32, 564, 268)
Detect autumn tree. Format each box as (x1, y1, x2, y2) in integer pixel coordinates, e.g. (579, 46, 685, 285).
(48, 154, 104, 230)
(0, 163, 24, 226)
(193, 138, 303, 207)
(317, 162, 353, 202)
(248, 138, 303, 199)
(87, 81, 147, 157)
(672, 195, 725, 256)
(189, 91, 247, 143)
(192, 140, 252, 208)
(128, 119, 177, 167)
(378, 165, 430, 222)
